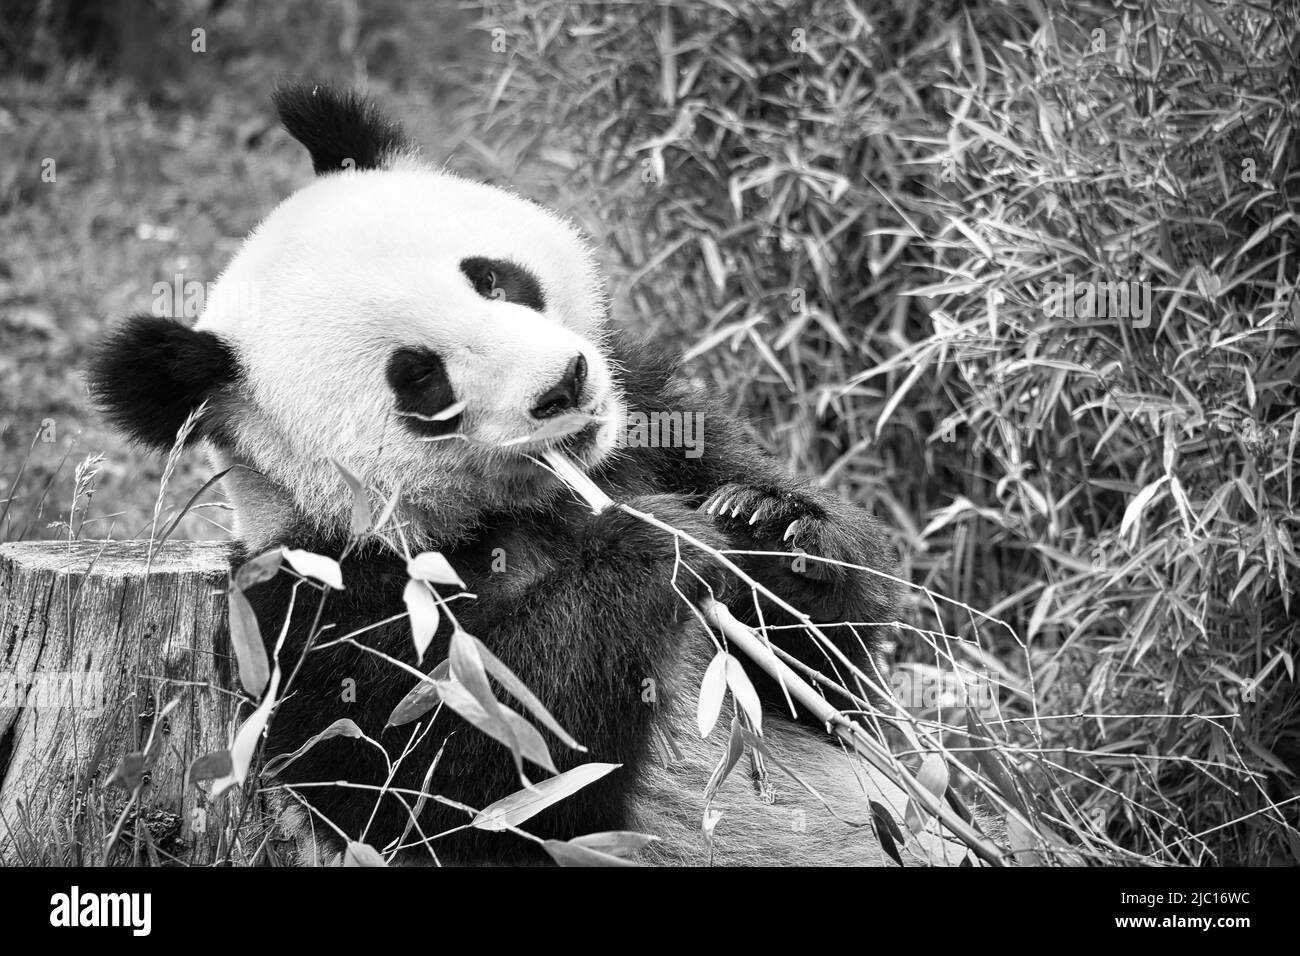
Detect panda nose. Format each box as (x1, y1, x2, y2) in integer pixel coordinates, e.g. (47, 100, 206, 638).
(530, 353, 587, 419)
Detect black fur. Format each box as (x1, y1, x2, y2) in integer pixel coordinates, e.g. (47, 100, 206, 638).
(238, 335, 899, 863)
(86, 314, 239, 449)
(386, 346, 461, 437)
(272, 82, 414, 174)
(460, 257, 547, 312)
(244, 490, 733, 863)
(599, 339, 900, 706)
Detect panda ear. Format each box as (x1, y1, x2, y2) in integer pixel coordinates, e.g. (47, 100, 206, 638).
(87, 315, 239, 450)
(272, 81, 415, 175)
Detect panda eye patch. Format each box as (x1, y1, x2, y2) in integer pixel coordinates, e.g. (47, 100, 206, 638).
(460, 256, 546, 312)
(387, 346, 460, 437)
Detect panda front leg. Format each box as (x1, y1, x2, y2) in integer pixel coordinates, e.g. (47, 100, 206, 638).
(700, 477, 899, 623)
(451, 493, 732, 847)
(661, 412, 901, 700)
(699, 478, 899, 699)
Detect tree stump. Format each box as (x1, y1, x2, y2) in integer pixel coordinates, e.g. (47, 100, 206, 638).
(0, 540, 235, 865)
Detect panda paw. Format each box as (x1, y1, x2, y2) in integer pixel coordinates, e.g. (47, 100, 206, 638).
(700, 482, 846, 583)
(590, 493, 734, 598)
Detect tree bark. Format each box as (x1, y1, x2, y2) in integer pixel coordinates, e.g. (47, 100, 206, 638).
(0, 540, 235, 865)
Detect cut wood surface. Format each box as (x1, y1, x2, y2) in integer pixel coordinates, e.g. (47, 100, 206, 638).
(0, 540, 234, 864)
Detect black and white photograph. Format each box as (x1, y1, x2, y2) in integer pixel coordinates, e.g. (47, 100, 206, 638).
(0, 0, 1294, 929)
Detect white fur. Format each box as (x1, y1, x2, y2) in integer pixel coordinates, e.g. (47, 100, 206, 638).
(197, 165, 622, 550)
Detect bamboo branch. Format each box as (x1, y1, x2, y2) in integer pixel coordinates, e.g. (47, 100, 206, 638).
(540, 449, 1006, 866)
(702, 600, 1003, 866)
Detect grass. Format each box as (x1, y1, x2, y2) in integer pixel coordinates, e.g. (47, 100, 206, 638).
(1, 73, 285, 542)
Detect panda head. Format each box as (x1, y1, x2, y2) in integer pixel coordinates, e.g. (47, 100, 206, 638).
(89, 83, 624, 547)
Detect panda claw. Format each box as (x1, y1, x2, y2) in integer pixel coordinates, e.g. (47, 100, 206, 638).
(748, 509, 762, 526)
(783, 519, 800, 542)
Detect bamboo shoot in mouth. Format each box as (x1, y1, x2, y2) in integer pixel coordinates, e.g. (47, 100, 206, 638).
(539, 447, 614, 513)
(501, 412, 600, 447)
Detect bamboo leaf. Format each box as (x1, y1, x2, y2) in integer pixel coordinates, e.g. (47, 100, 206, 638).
(406, 551, 465, 588)
(386, 660, 450, 727)
(543, 839, 642, 867)
(263, 718, 367, 778)
(282, 548, 343, 590)
(697, 651, 727, 737)
(1120, 477, 1168, 542)
(567, 830, 660, 857)
(234, 549, 283, 589)
(473, 763, 620, 831)
(870, 800, 906, 867)
(403, 579, 440, 664)
(904, 753, 950, 833)
(724, 654, 762, 732)
(343, 842, 388, 867)
(470, 634, 585, 750)
(332, 459, 373, 537)
(227, 585, 269, 697)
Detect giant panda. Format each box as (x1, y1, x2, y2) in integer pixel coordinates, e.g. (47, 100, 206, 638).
(88, 83, 958, 866)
